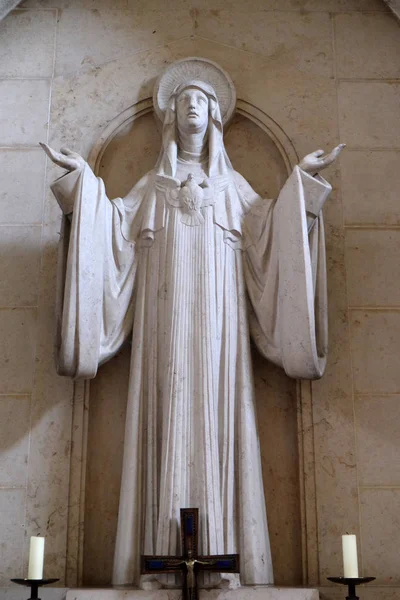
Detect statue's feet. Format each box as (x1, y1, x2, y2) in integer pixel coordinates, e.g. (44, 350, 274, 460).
(139, 575, 163, 590)
(217, 573, 241, 590)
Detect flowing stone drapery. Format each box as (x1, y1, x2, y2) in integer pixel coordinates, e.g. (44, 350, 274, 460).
(51, 157, 330, 586)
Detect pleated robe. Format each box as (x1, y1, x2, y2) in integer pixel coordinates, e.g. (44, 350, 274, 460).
(51, 159, 331, 587)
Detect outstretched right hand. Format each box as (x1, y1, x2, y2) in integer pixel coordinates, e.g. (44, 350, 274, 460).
(39, 143, 86, 172)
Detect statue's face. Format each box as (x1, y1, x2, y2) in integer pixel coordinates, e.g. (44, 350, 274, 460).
(176, 87, 209, 134)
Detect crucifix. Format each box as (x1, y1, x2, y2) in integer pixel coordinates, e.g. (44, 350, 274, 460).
(141, 508, 240, 600)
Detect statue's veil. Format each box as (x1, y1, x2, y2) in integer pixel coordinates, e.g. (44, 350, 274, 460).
(156, 80, 233, 179)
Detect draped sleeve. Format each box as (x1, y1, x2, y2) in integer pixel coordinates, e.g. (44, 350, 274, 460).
(51, 164, 142, 379)
(242, 166, 331, 380)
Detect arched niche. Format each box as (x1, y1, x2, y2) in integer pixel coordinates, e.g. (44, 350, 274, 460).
(80, 99, 304, 587)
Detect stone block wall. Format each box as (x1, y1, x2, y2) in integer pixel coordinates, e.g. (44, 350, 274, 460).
(0, 0, 399, 597)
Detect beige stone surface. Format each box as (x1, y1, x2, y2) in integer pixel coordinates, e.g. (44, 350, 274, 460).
(0, 9, 56, 78)
(65, 380, 87, 587)
(66, 588, 320, 600)
(345, 229, 400, 307)
(0, 489, 26, 584)
(0, 309, 37, 394)
(338, 82, 400, 149)
(55, 8, 193, 76)
(0, 149, 46, 225)
(355, 395, 400, 487)
(195, 10, 333, 78)
(350, 310, 400, 394)
(13, 148, 75, 582)
(127, 0, 386, 8)
(187, 37, 338, 155)
(360, 488, 400, 584)
(341, 150, 400, 226)
(0, 396, 30, 487)
(254, 355, 302, 586)
(48, 32, 338, 154)
(20, 0, 128, 7)
(19, 0, 387, 8)
(224, 114, 289, 198)
(49, 39, 193, 158)
(3, 589, 67, 600)
(0, 80, 50, 146)
(23, 238, 74, 580)
(335, 12, 400, 79)
(153, 0, 385, 9)
(312, 296, 359, 579)
(0, 226, 42, 307)
(302, 162, 359, 582)
(49, 35, 337, 162)
(83, 349, 129, 586)
(25, 391, 73, 578)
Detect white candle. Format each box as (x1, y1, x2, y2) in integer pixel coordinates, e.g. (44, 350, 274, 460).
(342, 534, 358, 578)
(28, 536, 45, 579)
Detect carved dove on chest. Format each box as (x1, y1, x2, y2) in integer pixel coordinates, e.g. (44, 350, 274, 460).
(156, 173, 229, 227)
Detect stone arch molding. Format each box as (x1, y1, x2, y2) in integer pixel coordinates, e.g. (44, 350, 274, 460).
(67, 99, 318, 588)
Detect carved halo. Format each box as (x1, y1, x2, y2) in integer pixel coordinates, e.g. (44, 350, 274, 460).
(153, 57, 237, 125)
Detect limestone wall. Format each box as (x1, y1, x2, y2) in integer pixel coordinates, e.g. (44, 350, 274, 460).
(0, 0, 399, 597)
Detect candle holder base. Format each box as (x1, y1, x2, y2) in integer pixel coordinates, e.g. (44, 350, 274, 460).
(327, 577, 376, 600)
(11, 579, 60, 600)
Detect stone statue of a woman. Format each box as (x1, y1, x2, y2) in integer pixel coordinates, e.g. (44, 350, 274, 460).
(40, 58, 344, 587)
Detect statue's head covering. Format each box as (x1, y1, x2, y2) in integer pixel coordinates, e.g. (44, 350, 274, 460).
(153, 58, 236, 178)
(157, 79, 234, 178)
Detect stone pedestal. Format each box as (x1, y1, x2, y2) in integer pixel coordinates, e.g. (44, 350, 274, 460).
(66, 587, 319, 600)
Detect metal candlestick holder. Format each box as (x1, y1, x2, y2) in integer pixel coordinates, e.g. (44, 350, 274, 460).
(327, 577, 376, 600)
(11, 579, 59, 600)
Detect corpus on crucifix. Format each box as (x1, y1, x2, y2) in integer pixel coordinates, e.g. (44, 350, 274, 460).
(40, 57, 344, 588)
(142, 508, 239, 600)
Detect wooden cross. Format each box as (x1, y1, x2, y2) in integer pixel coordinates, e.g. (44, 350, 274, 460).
(141, 508, 240, 600)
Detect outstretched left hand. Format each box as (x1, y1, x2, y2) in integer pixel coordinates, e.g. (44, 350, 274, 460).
(299, 144, 345, 174)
